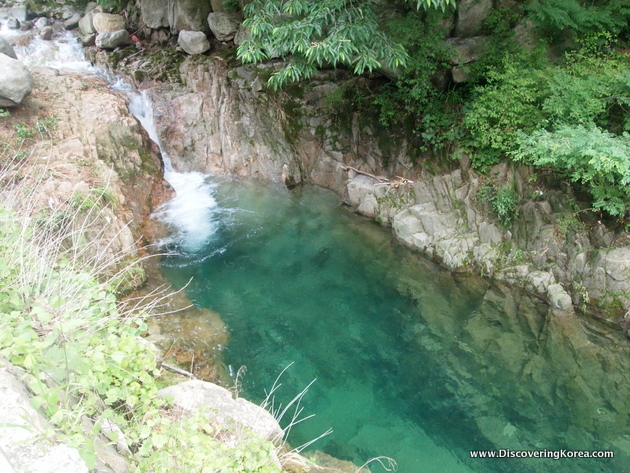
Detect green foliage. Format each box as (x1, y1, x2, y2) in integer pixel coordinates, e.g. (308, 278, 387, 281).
(477, 181, 519, 226)
(463, 51, 550, 168)
(0, 199, 283, 472)
(514, 126, 630, 217)
(14, 123, 34, 141)
(527, 0, 630, 39)
(0, 108, 9, 118)
(237, 0, 452, 89)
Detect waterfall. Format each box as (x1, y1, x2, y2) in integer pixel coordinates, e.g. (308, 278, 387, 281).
(10, 30, 219, 253)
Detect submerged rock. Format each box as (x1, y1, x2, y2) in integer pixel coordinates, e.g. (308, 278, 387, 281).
(0, 55, 33, 107)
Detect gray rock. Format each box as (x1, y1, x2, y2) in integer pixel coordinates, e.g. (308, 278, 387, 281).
(95, 30, 131, 50)
(0, 55, 33, 107)
(85, 2, 99, 14)
(547, 284, 572, 310)
(7, 18, 20, 29)
(140, 0, 212, 32)
(61, 5, 79, 20)
(178, 30, 210, 55)
(393, 210, 424, 245)
(207, 12, 240, 41)
(158, 380, 284, 442)
(64, 12, 82, 30)
(0, 37, 17, 59)
(81, 33, 96, 46)
(451, 65, 469, 83)
(79, 6, 102, 35)
(92, 12, 125, 33)
(19, 20, 32, 31)
(9, 5, 27, 22)
(234, 25, 250, 45)
(41, 26, 54, 40)
(527, 270, 555, 294)
(445, 36, 489, 65)
(34, 16, 49, 29)
(455, 0, 493, 37)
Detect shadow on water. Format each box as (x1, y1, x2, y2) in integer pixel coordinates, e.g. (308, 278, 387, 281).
(159, 180, 630, 473)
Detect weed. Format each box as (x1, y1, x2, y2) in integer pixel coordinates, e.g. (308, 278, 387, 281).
(14, 123, 33, 141)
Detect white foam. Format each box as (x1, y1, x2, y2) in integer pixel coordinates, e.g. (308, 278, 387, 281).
(13, 31, 98, 74)
(124, 89, 219, 253)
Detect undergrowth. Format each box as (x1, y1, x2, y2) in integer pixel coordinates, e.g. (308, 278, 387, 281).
(0, 143, 284, 472)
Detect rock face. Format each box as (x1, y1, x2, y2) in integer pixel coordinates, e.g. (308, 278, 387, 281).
(178, 30, 210, 55)
(96, 30, 132, 49)
(141, 55, 630, 316)
(0, 55, 33, 107)
(207, 12, 240, 41)
(92, 12, 126, 33)
(0, 37, 17, 59)
(158, 380, 284, 442)
(140, 0, 213, 33)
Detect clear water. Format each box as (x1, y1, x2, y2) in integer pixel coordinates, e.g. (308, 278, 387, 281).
(160, 180, 629, 473)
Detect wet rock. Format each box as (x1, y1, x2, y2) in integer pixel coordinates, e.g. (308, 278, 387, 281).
(0, 36, 17, 59)
(207, 12, 240, 41)
(64, 12, 83, 30)
(0, 54, 33, 107)
(93, 12, 125, 33)
(34, 16, 48, 29)
(61, 5, 80, 20)
(41, 26, 54, 40)
(7, 17, 20, 29)
(455, 0, 493, 37)
(178, 30, 210, 55)
(19, 20, 32, 31)
(96, 30, 132, 50)
(158, 380, 284, 442)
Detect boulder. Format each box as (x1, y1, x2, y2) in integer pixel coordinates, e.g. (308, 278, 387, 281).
(178, 30, 210, 55)
(455, 0, 493, 37)
(64, 12, 83, 30)
(445, 36, 489, 65)
(19, 20, 32, 31)
(95, 30, 132, 50)
(93, 13, 125, 33)
(85, 2, 99, 14)
(41, 26, 54, 40)
(158, 380, 284, 442)
(0, 37, 17, 59)
(81, 33, 96, 46)
(7, 18, 20, 29)
(207, 12, 240, 41)
(34, 17, 49, 29)
(78, 6, 102, 36)
(9, 5, 27, 22)
(0, 55, 33, 107)
(140, 0, 212, 32)
(61, 5, 80, 20)
(234, 24, 250, 45)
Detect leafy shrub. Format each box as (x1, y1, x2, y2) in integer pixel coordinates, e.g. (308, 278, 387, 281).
(478, 182, 519, 226)
(463, 52, 550, 168)
(514, 125, 630, 217)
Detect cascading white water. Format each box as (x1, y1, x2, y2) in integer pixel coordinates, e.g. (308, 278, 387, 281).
(9, 30, 219, 252)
